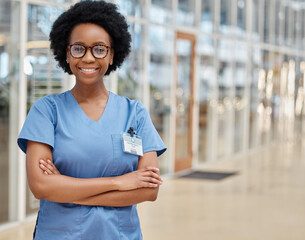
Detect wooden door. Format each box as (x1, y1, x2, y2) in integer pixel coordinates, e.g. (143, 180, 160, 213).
(174, 32, 195, 172)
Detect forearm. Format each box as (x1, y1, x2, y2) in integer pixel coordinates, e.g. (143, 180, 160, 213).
(31, 144, 162, 204)
(32, 165, 161, 203)
(26, 141, 119, 203)
(73, 187, 159, 207)
(32, 174, 118, 203)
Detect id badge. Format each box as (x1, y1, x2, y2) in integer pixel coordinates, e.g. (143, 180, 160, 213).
(122, 133, 143, 156)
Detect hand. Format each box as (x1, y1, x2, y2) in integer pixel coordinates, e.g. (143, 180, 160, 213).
(39, 159, 61, 175)
(116, 167, 163, 191)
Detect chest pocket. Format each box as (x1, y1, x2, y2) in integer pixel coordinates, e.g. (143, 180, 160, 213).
(111, 134, 139, 176)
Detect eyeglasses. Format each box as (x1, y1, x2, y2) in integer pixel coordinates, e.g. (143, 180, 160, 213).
(69, 44, 111, 59)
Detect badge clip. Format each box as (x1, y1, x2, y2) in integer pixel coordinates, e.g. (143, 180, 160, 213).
(127, 127, 135, 137)
(122, 127, 143, 156)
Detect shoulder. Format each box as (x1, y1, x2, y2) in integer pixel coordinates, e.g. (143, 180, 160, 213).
(110, 92, 141, 110)
(32, 95, 55, 111)
(110, 92, 138, 104)
(110, 92, 149, 120)
(33, 91, 68, 110)
(30, 92, 69, 123)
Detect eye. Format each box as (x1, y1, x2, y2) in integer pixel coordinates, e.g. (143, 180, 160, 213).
(93, 45, 107, 55)
(71, 45, 85, 53)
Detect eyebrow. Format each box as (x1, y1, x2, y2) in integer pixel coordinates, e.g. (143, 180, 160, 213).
(71, 41, 110, 46)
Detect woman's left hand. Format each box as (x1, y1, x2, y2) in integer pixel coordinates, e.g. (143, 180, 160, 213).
(39, 159, 61, 175)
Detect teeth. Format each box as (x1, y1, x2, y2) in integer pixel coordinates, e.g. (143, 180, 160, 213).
(81, 68, 96, 72)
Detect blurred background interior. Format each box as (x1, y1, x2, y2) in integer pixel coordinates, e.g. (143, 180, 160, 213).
(1, 0, 305, 239)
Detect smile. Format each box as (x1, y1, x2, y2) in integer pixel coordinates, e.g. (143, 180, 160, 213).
(79, 68, 99, 72)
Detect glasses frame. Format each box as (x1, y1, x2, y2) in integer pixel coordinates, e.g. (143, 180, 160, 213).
(69, 44, 111, 59)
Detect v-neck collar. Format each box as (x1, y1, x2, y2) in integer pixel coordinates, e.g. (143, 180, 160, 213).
(68, 90, 112, 124)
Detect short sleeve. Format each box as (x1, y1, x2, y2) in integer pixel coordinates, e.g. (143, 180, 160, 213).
(136, 101, 167, 157)
(17, 96, 56, 154)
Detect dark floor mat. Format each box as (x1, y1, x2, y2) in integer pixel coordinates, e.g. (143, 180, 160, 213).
(179, 170, 238, 181)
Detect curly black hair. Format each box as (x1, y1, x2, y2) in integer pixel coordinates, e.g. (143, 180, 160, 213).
(49, 0, 131, 76)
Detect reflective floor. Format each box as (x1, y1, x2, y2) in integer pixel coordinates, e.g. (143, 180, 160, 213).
(1, 138, 305, 240)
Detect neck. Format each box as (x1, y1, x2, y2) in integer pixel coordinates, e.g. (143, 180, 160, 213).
(70, 81, 109, 103)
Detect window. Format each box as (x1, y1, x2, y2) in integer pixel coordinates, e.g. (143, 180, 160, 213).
(149, 25, 173, 174)
(177, 0, 195, 26)
(117, 23, 146, 101)
(150, 0, 173, 24)
(200, 0, 214, 33)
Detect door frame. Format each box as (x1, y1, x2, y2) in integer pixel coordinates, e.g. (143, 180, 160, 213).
(174, 32, 196, 172)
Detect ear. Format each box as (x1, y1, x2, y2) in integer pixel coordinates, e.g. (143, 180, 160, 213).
(109, 49, 114, 65)
(66, 49, 70, 63)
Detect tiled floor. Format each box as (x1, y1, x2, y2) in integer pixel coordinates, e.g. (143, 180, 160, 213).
(1, 138, 305, 240)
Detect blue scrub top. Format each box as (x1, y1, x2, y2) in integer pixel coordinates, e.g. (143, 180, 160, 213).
(18, 91, 167, 240)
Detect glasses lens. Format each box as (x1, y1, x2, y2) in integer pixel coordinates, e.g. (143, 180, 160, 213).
(71, 45, 85, 58)
(92, 45, 107, 58)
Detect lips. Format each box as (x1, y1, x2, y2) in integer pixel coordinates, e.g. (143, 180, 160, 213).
(78, 67, 100, 77)
(79, 67, 99, 72)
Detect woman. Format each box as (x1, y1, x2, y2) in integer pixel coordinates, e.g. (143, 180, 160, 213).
(17, 1, 166, 239)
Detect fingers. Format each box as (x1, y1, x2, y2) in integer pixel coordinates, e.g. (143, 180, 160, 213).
(142, 166, 160, 174)
(117, 167, 164, 191)
(39, 159, 59, 175)
(143, 182, 159, 188)
(142, 170, 163, 182)
(39, 161, 52, 175)
(142, 176, 162, 186)
(47, 160, 61, 174)
(138, 167, 163, 188)
(141, 167, 162, 181)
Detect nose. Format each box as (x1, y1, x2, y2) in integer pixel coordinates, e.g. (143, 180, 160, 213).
(82, 48, 95, 63)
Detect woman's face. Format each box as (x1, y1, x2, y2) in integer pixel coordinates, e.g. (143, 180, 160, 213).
(67, 23, 114, 85)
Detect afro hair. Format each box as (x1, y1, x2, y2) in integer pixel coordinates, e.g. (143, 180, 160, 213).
(49, 0, 131, 76)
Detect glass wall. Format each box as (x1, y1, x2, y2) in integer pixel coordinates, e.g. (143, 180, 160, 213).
(271, 52, 282, 142)
(275, 0, 284, 46)
(252, 0, 260, 41)
(220, 0, 232, 35)
(149, 25, 173, 174)
(263, 0, 272, 43)
(200, 0, 214, 33)
(150, 0, 173, 24)
(300, 9, 305, 50)
(234, 42, 247, 153)
(0, 0, 11, 223)
(117, 23, 146, 101)
(116, 0, 145, 18)
(237, 0, 246, 38)
(217, 39, 234, 159)
(284, 3, 292, 47)
(249, 46, 262, 148)
(27, 4, 65, 106)
(0, 0, 19, 224)
(26, 4, 65, 216)
(294, 58, 303, 136)
(177, 0, 196, 26)
(198, 36, 214, 163)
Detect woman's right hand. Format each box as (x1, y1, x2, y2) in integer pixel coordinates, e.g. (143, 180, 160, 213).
(116, 167, 163, 191)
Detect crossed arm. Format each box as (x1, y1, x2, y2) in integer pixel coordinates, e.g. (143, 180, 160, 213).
(26, 140, 163, 207)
